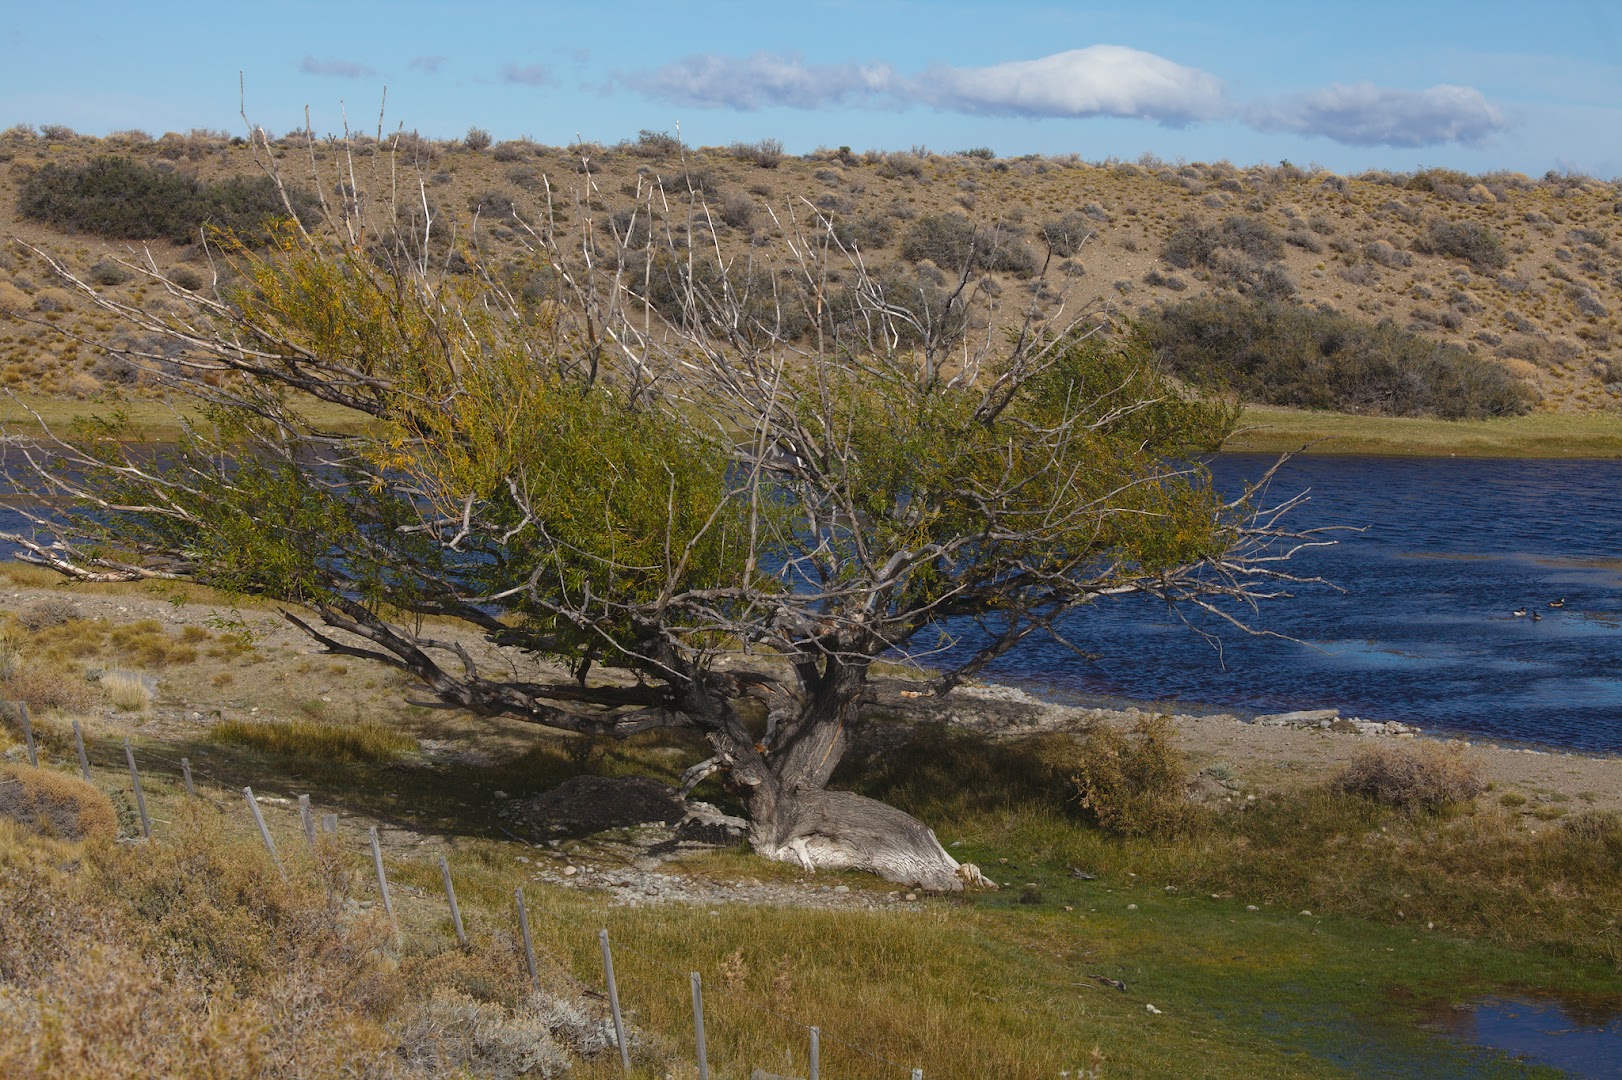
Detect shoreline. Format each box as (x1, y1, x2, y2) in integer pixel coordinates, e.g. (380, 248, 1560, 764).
(2, 395, 1619, 459)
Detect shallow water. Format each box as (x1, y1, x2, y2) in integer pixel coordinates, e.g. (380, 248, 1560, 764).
(1436, 996, 1622, 1078)
(967, 454, 1622, 752)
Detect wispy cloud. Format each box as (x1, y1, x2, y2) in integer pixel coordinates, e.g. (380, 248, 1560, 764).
(298, 56, 376, 79)
(501, 63, 556, 87)
(620, 46, 1509, 148)
(914, 46, 1228, 125)
(409, 55, 446, 74)
(1250, 83, 1508, 147)
(624, 52, 901, 110)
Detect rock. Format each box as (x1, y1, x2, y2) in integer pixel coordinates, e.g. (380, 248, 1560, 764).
(1253, 709, 1339, 726)
(562, 865, 578, 877)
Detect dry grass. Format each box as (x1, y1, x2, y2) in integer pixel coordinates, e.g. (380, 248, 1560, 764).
(210, 716, 418, 765)
(1335, 742, 1488, 812)
(0, 763, 117, 842)
(0, 802, 616, 1078)
(100, 669, 153, 714)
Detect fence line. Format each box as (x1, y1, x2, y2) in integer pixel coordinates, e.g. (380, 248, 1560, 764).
(6, 725, 931, 1078)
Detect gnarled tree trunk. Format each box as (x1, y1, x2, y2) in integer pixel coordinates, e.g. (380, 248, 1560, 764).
(705, 656, 986, 892)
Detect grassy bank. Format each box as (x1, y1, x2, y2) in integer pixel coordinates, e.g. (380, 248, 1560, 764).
(1230, 406, 1622, 458)
(0, 393, 374, 441)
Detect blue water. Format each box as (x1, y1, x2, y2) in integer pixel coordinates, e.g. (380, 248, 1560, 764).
(966, 454, 1622, 752)
(1443, 997, 1622, 1078)
(6, 453, 1621, 751)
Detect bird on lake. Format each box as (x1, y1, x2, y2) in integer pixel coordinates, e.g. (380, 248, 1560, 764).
(1512, 607, 1527, 617)
(1531, 611, 1543, 622)
(1549, 598, 1565, 608)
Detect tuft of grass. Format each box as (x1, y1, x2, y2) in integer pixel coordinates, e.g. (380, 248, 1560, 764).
(1069, 716, 1205, 837)
(0, 762, 118, 842)
(210, 716, 417, 764)
(101, 669, 153, 714)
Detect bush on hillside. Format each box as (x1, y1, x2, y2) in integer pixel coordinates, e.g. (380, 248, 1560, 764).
(900, 213, 1037, 276)
(18, 157, 316, 245)
(1137, 294, 1538, 419)
(1416, 219, 1508, 270)
(729, 138, 784, 168)
(1162, 213, 1283, 269)
(1039, 211, 1095, 257)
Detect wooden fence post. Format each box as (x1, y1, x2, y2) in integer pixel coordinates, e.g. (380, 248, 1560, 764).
(15, 702, 38, 768)
(179, 756, 196, 797)
(437, 854, 468, 947)
(369, 826, 394, 924)
(321, 813, 337, 835)
(71, 718, 91, 782)
(123, 738, 151, 839)
(599, 929, 632, 1073)
(242, 786, 283, 876)
(298, 794, 317, 849)
(808, 1026, 820, 1080)
(691, 971, 709, 1080)
(514, 888, 541, 993)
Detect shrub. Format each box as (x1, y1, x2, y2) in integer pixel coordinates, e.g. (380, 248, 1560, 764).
(1039, 212, 1095, 257)
(1069, 716, 1203, 837)
(491, 139, 536, 162)
(1416, 219, 1508, 270)
(900, 213, 1037, 275)
(18, 157, 316, 245)
(729, 138, 783, 168)
(87, 260, 132, 286)
(1334, 742, 1486, 812)
(1138, 294, 1538, 419)
(632, 129, 680, 157)
(1162, 213, 1283, 269)
(0, 764, 118, 843)
(958, 147, 997, 160)
(463, 126, 492, 151)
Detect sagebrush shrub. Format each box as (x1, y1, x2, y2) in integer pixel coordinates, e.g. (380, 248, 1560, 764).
(1138, 294, 1537, 419)
(1417, 219, 1508, 270)
(1334, 742, 1486, 812)
(1069, 716, 1204, 837)
(901, 213, 1037, 275)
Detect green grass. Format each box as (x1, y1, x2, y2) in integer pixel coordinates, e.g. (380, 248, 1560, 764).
(1228, 407, 1622, 457)
(0, 393, 376, 442)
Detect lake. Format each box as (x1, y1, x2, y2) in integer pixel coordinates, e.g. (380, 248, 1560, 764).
(972, 454, 1622, 753)
(4, 452, 1620, 752)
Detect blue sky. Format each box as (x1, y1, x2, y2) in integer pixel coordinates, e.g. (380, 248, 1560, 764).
(5, 1, 1621, 176)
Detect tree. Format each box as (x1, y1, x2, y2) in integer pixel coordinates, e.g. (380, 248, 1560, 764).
(3, 125, 1322, 889)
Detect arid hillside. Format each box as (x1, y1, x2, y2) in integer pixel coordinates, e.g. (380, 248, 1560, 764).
(1, 123, 1619, 414)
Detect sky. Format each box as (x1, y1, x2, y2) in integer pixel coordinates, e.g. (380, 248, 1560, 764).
(4, 1, 1621, 177)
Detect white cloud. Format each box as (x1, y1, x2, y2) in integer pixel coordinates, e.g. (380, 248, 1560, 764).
(1251, 83, 1508, 147)
(624, 52, 901, 110)
(501, 64, 556, 87)
(298, 56, 376, 79)
(914, 46, 1227, 125)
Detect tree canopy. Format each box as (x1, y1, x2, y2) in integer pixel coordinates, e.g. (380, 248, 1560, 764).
(3, 129, 1323, 888)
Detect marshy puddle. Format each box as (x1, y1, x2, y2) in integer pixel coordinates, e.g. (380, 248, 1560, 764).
(1433, 995, 1622, 1077)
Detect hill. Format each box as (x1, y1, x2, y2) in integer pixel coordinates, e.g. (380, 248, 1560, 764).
(0, 123, 1619, 418)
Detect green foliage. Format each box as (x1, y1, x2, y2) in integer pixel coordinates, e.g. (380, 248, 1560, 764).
(17, 156, 316, 244)
(1416, 219, 1508, 270)
(1068, 716, 1205, 837)
(728, 138, 784, 168)
(1138, 294, 1538, 419)
(900, 213, 1038, 275)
